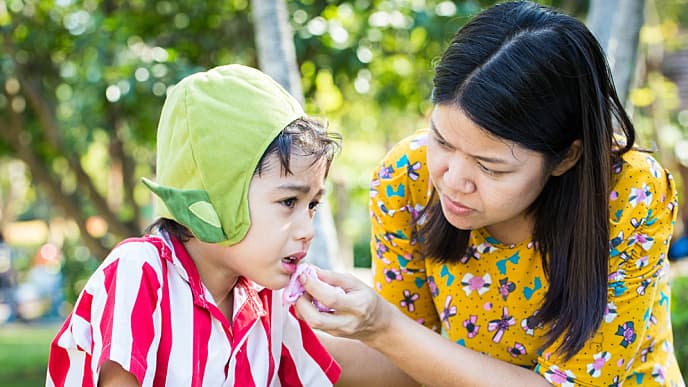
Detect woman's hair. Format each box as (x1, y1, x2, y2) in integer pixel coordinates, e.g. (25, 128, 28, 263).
(146, 116, 341, 241)
(422, 1, 635, 359)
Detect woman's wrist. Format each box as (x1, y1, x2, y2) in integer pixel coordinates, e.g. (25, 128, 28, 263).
(361, 296, 400, 348)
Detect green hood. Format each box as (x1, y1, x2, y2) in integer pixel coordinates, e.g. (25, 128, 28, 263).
(143, 64, 304, 244)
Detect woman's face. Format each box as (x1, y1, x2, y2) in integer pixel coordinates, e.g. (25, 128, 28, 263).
(426, 104, 552, 244)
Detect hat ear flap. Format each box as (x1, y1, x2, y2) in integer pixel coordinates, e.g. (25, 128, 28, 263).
(142, 178, 226, 243)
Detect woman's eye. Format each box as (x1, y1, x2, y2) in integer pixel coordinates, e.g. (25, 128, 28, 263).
(308, 201, 321, 211)
(434, 135, 450, 149)
(478, 163, 501, 176)
(282, 198, 296, 208)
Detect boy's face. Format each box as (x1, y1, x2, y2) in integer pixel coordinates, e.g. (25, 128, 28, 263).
(219, 152, 327, 290)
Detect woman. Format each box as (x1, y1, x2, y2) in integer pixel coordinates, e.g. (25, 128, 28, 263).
(296, 1, 684, 386)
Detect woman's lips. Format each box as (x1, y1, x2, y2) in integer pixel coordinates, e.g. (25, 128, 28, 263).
(441, 194, 474, 216)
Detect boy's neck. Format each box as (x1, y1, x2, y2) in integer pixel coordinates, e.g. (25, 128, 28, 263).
(182, 238, 239, 322)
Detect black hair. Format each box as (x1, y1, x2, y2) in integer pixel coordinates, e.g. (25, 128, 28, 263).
(255, 116, 342, 177)
(422, 1, 635, 359)
(146, 117, 341, 241)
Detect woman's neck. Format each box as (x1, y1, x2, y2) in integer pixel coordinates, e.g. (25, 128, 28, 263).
(484, 214, 535, 246)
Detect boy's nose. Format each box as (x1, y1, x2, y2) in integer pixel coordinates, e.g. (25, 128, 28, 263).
(294, 211, 315, 243)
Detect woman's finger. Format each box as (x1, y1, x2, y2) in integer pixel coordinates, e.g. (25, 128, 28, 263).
(295, 295, 342, 332)
(298, 270, 347, 310)
(312, 268, 364, 291)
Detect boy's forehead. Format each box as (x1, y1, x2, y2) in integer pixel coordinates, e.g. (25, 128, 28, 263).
(274, 152, 327, 175)
(257, 154, 327, 188)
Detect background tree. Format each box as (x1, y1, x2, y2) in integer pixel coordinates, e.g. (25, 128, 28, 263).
(0, 0, 673, 296)
(0, 1, 259, 258)
(587, 0, 645, 104)
(251, 0, 341, 269)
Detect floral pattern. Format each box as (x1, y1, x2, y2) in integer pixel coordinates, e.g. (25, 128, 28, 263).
(371, 130, 684, 386)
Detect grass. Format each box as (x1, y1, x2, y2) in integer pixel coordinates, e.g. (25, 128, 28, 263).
(0, 322, 59, 387)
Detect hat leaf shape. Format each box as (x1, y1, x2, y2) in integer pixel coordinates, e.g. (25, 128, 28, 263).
(189, 201, 222, 228)
(142, 177, 225, 243)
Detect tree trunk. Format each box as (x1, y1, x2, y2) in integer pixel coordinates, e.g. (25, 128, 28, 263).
(250, 0, 304, 105)
(587, 0, 645, 104)
(250, 0, 342, 269)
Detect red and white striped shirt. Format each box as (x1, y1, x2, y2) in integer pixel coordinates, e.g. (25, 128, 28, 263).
(46, 234, 340, 386)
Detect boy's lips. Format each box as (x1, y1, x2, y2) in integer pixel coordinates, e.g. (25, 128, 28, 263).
(286, 251, 306, 261)
(282, 251, 307, 274)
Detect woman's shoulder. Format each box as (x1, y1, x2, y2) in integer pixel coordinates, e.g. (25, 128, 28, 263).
(609, 149, 678, 265)
(612, 149, 671, 192)
(610, 149, 677, 213)
(372, 129, 431, 205)
(380, 129, 429, 165)
(610, 149, 678, 216)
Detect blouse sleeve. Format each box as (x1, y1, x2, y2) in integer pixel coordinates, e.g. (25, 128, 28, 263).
(369, 131, 442, 331)
(534, 153, 679, 386)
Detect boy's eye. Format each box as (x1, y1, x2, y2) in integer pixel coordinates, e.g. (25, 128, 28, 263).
(281, 198, 296, 208)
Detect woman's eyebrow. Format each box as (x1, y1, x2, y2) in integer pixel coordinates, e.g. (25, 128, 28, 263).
(429, 119, 452, 148)
(429, 118, 510, 165)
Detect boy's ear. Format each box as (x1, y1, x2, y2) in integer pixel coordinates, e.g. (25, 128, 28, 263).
(551, 140, 582, 176)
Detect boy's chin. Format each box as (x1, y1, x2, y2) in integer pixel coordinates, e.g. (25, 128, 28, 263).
(255, 276, 291, 291)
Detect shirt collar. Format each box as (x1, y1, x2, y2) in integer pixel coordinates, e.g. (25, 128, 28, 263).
(160, 232, 269, 334)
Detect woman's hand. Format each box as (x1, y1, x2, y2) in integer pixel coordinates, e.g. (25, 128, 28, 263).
(295, 268, 550, 387)
(294, 269, 394, 342)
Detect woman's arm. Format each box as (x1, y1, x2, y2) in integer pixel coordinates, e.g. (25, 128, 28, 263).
(296, 269, 550, 387)
(315, 332, 419, 387)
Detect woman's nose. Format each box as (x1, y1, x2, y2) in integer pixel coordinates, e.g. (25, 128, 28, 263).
(444, 157, 476, 194)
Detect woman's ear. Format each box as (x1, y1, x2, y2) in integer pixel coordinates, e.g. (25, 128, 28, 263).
(551, 140, 582, 176)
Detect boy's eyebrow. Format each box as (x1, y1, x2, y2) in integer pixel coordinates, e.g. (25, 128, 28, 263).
(429, 118, 510, 165)
(274, 184, 325, 196)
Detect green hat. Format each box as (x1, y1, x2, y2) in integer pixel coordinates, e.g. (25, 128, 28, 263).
(142, 64, 304, 244)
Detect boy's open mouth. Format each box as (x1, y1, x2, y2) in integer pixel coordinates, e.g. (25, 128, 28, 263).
(282, 256, 299, 264)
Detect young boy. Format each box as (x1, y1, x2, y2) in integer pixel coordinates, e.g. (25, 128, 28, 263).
(46, 64, 342, 386)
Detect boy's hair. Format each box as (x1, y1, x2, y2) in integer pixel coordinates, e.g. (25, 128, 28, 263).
(146, 116, 341, 242)
(256, 116, 341, 178)
(424, 1, 635, 359)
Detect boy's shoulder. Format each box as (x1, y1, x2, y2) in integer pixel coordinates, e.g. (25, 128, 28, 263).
(100, 235, 171, 272)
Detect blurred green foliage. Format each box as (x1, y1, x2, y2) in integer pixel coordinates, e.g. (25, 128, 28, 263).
(0, 0, 584, 261)
(671, 274, 688, 379)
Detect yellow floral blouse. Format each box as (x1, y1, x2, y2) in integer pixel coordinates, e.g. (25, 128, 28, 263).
(370, 130, 684, 386)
